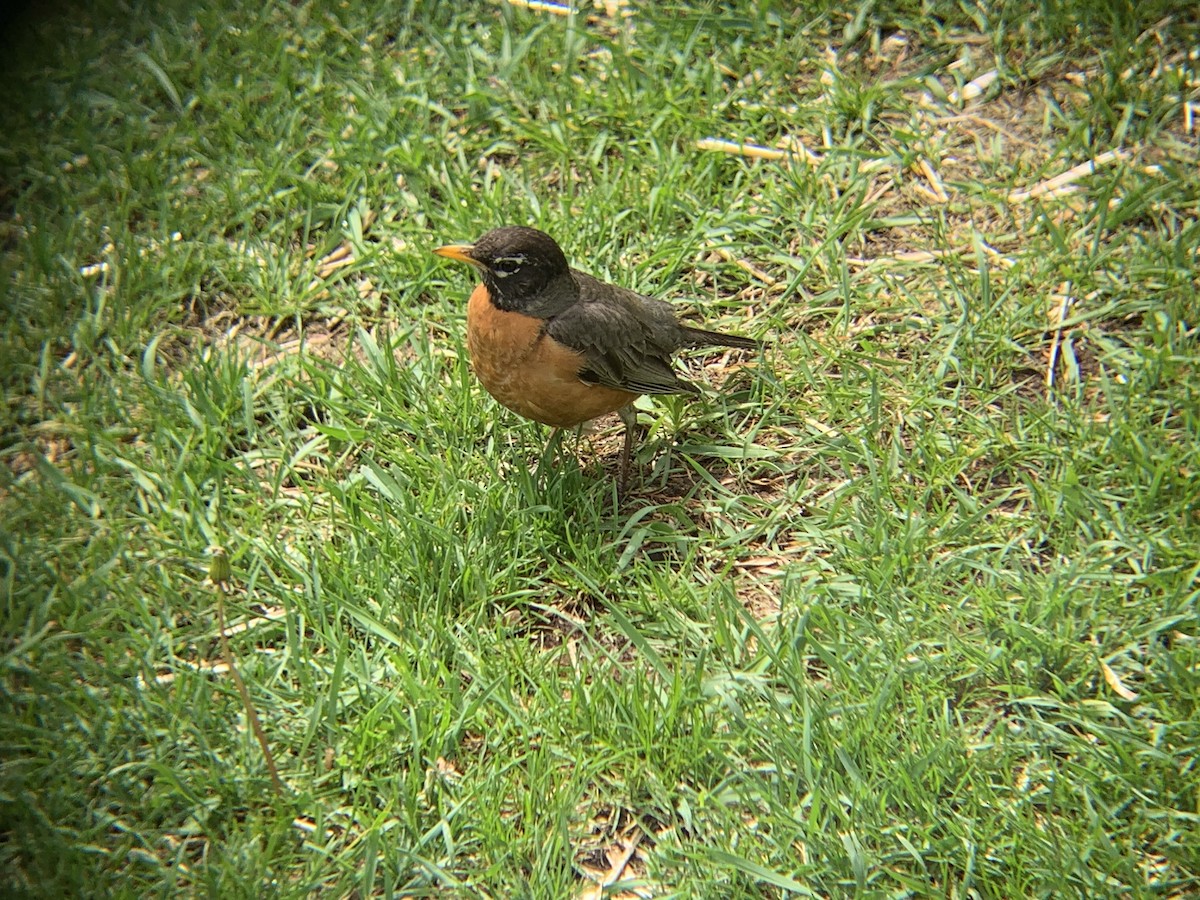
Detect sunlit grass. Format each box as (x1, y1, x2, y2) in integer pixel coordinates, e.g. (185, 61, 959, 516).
(1, 1, 1197, 896)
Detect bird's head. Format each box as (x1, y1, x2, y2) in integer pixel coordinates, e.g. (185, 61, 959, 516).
(434, 226, 572, 312)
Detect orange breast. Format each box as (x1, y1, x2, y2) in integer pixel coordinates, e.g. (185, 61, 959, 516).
(465, 283, 637, 427)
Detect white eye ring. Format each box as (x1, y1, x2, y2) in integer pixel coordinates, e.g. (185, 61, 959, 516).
(492, 254, 527, 278)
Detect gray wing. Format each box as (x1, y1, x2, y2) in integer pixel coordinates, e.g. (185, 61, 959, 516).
(544, 271, 699, 396)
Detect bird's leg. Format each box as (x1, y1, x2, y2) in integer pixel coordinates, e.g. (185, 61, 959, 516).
(617, 404, 638, 493)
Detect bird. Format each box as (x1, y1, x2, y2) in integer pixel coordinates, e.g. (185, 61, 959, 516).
(433, 226, 759, 486)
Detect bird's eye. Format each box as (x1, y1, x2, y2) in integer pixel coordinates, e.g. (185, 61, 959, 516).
(492, 255, 526, 278)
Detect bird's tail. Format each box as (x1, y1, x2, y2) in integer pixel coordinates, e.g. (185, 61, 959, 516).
(681, 326, 761, 351)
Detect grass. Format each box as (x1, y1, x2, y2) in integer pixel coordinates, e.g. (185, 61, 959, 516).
(1, 0, 1197, 896)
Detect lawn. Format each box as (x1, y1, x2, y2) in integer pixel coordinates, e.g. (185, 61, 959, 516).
(1, 0, 1197, 896)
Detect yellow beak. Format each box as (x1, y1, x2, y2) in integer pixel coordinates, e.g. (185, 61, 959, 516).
(432, 244, 482, 267)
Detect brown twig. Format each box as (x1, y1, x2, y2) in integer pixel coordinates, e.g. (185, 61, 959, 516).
(601, 829, 644, 888)
(1044, 284, 1074, 398)
(695, 137, 794, 161)
(707, 244, 778, 285)
(916, 157, 950, 203)
(209, 547, 286, 797)
(505, 0, 573, 14)
(845, 242, 1011, 268)
(1007, 149, 1128, 204)
(947, 69, 998, 105)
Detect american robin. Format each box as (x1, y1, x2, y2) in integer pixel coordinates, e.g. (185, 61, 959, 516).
(433, 226, 759, 484)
